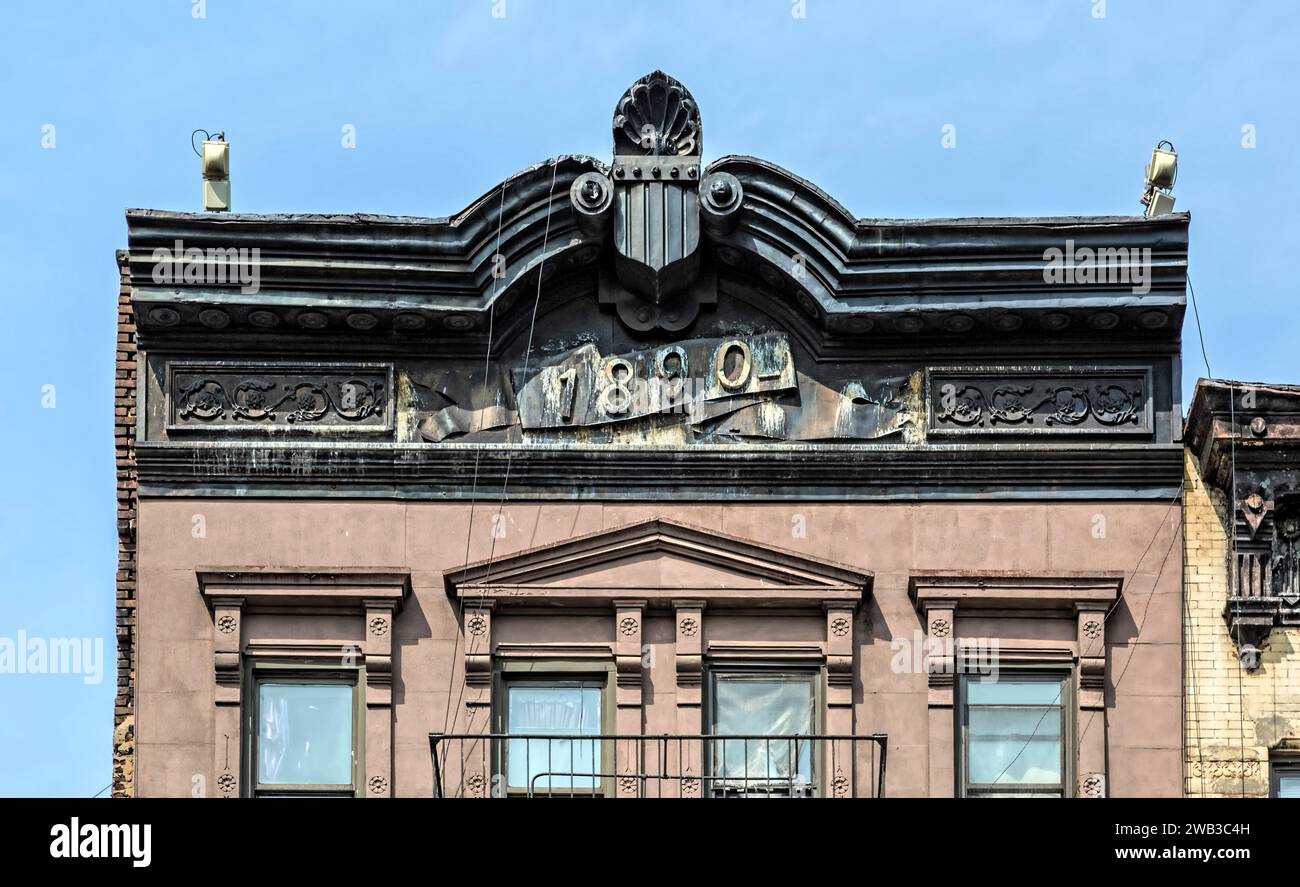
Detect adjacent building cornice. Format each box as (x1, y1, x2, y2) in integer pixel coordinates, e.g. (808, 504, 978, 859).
(1184, 378, 1300, 668)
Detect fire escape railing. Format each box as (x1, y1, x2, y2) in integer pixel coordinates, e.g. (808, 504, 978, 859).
(429, 733, 887, 798)
(1233, 550, 1272, 598)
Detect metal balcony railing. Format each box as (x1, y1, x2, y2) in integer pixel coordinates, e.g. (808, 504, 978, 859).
(429, 732, 887, 798)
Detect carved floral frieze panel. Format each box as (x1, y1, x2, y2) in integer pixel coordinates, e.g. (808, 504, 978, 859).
(926, 366, 1151, 436)
(166, 361, 393, 433)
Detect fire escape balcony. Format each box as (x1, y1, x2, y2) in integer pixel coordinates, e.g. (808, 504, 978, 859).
(429, 733, 887, 798)
(1225, 549, 1300, 670)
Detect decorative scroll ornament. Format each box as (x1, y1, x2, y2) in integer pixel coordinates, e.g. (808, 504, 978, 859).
(1093, 384, 1142, 425)
(1186, 759, 1261, 780)
(931, 370, 1147, 435)
(173, 368, 388, 429)
(938, 386, 983, 426)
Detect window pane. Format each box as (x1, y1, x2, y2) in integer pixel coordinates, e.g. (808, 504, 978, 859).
(506, 685, 601, 790)
(1277, 774, 1300, 798)
(712, 677, 814, 792)
(967, 678, 1063, 706)
(258, 683, 353, 786)
(968, 706, 1063, 786)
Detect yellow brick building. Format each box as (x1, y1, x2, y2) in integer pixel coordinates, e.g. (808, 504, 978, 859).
(1184, 380, 1300, 797)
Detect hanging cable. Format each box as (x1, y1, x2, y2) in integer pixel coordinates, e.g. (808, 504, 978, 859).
(444, 158, 563, 737)
(439, 180, 509, 737)
(1229, 383, 1248, 797)
(1188, 276, 1213, 379)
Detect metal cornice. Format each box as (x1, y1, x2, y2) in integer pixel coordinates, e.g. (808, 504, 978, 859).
(126, 153, 1189, 346)
(134, 440, 1185, 500)
(707, 154, 1189, 312)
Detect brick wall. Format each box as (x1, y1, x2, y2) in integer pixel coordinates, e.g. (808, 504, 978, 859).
(113, 250, 137, 797)
(1184, 450, 1300, 796)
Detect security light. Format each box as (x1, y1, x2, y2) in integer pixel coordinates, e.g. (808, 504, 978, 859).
(1141, 140, 1177, 217)
(201, 132, 230, 212)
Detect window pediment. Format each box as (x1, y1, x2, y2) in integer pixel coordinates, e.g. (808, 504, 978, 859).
(444, 517, 871, 610)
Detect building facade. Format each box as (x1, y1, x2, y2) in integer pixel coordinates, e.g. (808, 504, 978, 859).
(1184, 380, 1300, 797)
(114, 72, 1189, 798)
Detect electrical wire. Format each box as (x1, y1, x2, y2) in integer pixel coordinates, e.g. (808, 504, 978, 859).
(1188, 276, 1213, 380)
(443, 158, 562, 740)
(439, 180, 509, 737)
(1229, 383, 1248, 797)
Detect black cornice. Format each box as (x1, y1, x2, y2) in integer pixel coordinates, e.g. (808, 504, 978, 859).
(126, 155, 1189, 350)
(707, 155, 1187, 324)
(135, 441, 1184, 501)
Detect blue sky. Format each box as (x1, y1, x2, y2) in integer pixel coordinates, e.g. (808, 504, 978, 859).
(0, 1, 1296, 796)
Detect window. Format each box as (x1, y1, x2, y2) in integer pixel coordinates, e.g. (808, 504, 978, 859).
(708, 670, 818, 797)
(502, 679, 605, 795)
(1271, 761, 1300, 798)
(959, 673, 1070, 798)
(250, 668, 359, 797)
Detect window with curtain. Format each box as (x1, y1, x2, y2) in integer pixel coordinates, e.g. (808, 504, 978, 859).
(505, 682, 603, 793)
(254, 678, 356, 796)
(961, 673, 1069, 797)
(708, 671, 816, 796)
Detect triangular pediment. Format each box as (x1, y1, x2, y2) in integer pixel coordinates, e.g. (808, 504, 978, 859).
(445, 518, 870, 608)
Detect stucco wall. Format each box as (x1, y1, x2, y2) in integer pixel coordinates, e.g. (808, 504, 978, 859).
(136, 497, 1184, 797)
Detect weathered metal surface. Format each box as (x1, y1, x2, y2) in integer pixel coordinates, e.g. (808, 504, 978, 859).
(132, 439, 1186, 500)
(607, 71, 706, 312)
(125, 69, 1188, 498)
(488, 333, 914, 444)
(418, 404, 517, 443)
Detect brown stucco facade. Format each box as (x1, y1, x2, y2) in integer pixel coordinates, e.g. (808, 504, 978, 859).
(116, 72, 1190, 798)
(131, 500, 1183, 797)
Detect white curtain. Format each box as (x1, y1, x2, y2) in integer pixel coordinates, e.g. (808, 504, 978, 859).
(506, 686, 601, 790)
(712, 679, 813, 791)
